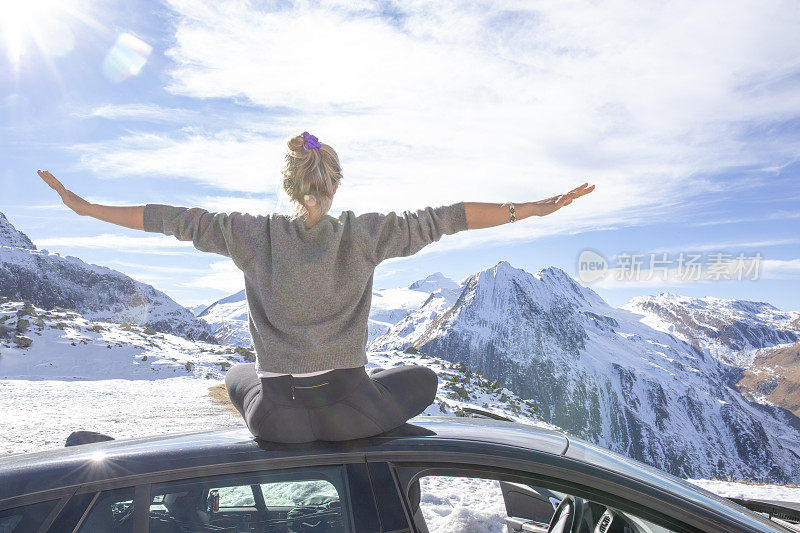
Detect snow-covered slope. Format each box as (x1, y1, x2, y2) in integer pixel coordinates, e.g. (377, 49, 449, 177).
(0, 299, 252, 380)
(370, 285, 463, 350)
(367, 348, 550, 427)
(189, 304, 209, 316)
(0, 297, 252, 454)
(0, 212, 213, 341)
(386, 261, 800, 483)
(623, 293, 800, 367)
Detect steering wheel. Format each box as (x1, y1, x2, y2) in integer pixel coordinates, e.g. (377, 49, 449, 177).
(547, 496, 586, 533)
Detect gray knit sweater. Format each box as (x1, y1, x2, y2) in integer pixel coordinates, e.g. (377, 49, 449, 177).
(143, 202, 469, 375)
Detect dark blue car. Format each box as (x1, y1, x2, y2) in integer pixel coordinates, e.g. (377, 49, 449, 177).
(0, 416, 796, 532)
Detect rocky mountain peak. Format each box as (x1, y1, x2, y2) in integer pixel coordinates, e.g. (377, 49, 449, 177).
(408, 271, 460, 293)
(0, 212, 36, 250)
(624, 293, 800, 365)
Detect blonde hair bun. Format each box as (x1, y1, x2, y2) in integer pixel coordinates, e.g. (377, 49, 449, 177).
(282, 133, 342, 219)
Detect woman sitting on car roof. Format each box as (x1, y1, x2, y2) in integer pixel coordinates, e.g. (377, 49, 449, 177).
(38, 132, 594, 443)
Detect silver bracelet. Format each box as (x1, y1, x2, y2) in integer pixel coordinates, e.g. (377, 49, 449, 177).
(503, 202, 516, 222)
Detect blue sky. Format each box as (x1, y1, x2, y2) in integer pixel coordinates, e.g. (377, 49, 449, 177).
(1, 0, 798, 310)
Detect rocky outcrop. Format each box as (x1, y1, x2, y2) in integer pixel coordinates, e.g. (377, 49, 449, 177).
(738, 342, 800, 418)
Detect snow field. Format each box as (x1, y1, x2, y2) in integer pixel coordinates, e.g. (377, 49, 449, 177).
(0, 378, 243, 454)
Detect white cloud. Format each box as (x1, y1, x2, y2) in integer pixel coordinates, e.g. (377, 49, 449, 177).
(73, 0, 800, 245)
(74, 103, 198, 122)
(36, 233, 195, 253)
(689, 210, 800, 227)
(650, 238, 800, 254)
(73, 131, 286, 194)
(761, 258, 800, 280)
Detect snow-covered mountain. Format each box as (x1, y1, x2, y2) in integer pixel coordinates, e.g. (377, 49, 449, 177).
(623, 293, 800, 367)
(408, 271, 461, 293)
(198, 290, 250, 347)
(623, 293, 800, 422)
(0, 213, 35, 250)
(370, 284, 463, 350)
(373, 260, 800, 483)
(368, 272, 462, 341)
(0, 212, 214, 341)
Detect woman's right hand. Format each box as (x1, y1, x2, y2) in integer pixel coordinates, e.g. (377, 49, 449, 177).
(37, 170, 92, 216)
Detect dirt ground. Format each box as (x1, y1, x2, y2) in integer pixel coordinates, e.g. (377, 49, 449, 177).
(208, 383, 241, 415)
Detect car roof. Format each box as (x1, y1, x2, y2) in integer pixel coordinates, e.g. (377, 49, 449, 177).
(1, 417, 784, 532)
(0, 416, 569, 503)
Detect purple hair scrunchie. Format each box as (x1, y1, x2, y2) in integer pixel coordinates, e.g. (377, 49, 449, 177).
(301, 131, 322, 152)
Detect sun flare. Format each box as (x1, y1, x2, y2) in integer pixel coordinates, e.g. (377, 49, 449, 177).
(0, 0, 85, 67)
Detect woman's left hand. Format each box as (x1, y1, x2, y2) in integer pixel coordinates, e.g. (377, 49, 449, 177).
(534, 182, 595, 217)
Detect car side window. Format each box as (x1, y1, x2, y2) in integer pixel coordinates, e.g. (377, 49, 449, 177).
(76, 487, 136, 532)
(149, 465, 351, 533)
(0, 500, 58, 532)
(412, 474, 679, 533)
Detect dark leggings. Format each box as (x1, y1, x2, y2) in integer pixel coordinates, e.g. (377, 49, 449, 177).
(225, 363, 439, 443)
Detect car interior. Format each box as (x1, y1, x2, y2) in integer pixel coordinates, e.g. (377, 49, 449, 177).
(498, 481, 676, 533)
(406, 475, 678, 533)
(146, 471, 347, 533)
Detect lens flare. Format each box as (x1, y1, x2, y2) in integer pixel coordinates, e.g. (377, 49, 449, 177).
(102, 32, 153, 83)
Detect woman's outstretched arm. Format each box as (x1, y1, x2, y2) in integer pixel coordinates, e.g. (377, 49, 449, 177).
(38, 169, 259, 270)
(464, 182, 595, 230)
(38, 170, 144, 230)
